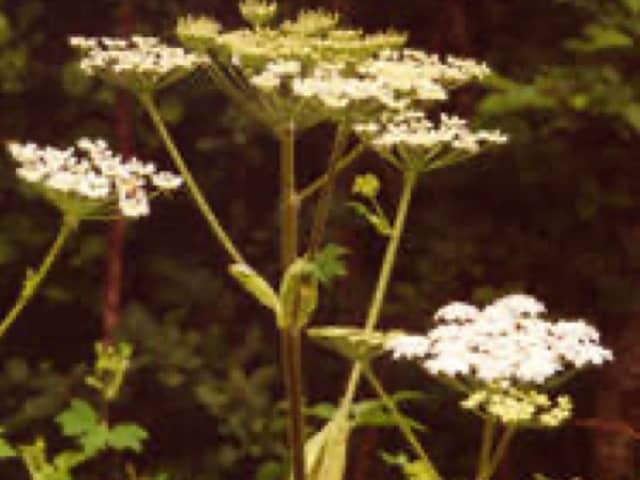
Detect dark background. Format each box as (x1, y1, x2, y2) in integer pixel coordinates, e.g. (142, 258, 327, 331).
(1, 0, 639, 478)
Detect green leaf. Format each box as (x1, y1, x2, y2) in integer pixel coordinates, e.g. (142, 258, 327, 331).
(108, 423, 149, 453)
(0, 437, 16, 458)
(404, 460, 440, 480)
(290, 415, 351, 480)
(352, 394, 426, 431)
(622, 0, 640, 13)
(229, 263, 280, 313)
(381, 453, 440, 480)
(349, 201, 392, 237)
(566, 24, 633, 52)
(79, 425, 109, 455)
(308, 326, 400, 362)
(55, 399, 99, 437)
(479, 85, 556, 115)
(278, 258, 317, 329)
(305, 402, 337, 420)
(311, 243, 349, 286)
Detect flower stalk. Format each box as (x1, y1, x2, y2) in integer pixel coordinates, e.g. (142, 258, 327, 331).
(139, 93, 245, 265)
(363, 364, 442, 480)
(479, 426, 516, 480)
(0, 215, 77, 339)
(476, 417, 496, 479)
(340, 169, 418, 410)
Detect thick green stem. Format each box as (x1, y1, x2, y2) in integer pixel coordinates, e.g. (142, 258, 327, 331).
(278, 122, 306, 480)
(279, 122, 299, 267)
(363, 365, 442, 480)
(0, 216, 76, 339)
(481, 426, 516, 480)
(476, 417, 496, 479)
(140, 94, 245, 265)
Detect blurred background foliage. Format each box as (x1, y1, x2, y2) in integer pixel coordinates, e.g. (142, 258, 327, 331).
(1, 0, 640, 479)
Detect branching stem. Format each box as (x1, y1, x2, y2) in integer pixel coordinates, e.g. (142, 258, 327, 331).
(363, 365, 441, 480)
(0, 216, 77, 339)
(340, 169, 418, 411)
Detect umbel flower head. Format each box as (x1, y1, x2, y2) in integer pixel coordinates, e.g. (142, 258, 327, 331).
(175, 2, 496, 136)
(354, 110, 508, 172)
(69, 35, 209, 93)
(6, 138, 183, 219)
(460, 385, 573, 428)
(386, 293, 613, 386)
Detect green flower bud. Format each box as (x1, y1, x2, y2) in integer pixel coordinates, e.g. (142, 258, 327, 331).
(176, 15, 221, 52)
(239, 0, 278, 28)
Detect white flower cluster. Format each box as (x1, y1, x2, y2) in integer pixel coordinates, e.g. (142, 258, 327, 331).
(355, 111, 508, 155)
(249, 49, 490, 113)
(7, 139, 183, 218)
(461, 386, 573, 428)
(359, 49, 490, 93)
(386, 293, 613, 385)
(69, 35, 209, 91)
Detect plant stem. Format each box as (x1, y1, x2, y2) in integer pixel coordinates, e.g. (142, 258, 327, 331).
(299, 142, 366, 202)
(340, 170, 418, 410)
(306, 123, 349, 256)
(0, 216, 76, 339)
(476, 417, 496, 480)
(278, 121, 306, 480)
(279, 121, 299, 267)
(362, 365, 442, 480)
(482, 426, 516, 480)
(364, 170, 417, 332)
(140, 94, 245, 265)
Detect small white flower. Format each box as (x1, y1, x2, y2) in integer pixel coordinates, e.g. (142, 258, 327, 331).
(70, 35, 209, 91)
(433, 301, 480, 323)
(6, 139, 182, 219)
(152, 171, 184, 190)
(488, 293, 547, 317)
(385, 334, 431, 360)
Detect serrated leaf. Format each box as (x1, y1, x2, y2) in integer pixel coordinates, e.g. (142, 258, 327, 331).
(311, 243, 348, 285)
(308, 326, 400, 362)
(79, 426, 109, 455)
(108, 423, 148, 453)
(55, 399, 99, 437)
(229, 263, 280, 313)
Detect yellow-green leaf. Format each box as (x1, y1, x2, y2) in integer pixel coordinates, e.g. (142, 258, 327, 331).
(229, 263, 280, 313)
(308, 326, 400, 362)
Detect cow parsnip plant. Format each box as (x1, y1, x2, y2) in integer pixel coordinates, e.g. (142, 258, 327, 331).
(0, 1, 612, 479)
